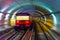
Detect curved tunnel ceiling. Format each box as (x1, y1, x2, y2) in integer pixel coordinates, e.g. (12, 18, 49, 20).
(0, 0, 59, 30)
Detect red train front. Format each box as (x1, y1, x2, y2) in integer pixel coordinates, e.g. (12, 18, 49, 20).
(15, 12, 31, 29)
(15, 12, 31, 28)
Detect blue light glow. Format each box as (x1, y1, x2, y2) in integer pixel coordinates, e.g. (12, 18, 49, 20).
(0, 6, 9, 12)
(52, 14, 57, 26)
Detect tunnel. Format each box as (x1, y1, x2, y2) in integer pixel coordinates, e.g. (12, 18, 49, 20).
(0, 0, 60, 40)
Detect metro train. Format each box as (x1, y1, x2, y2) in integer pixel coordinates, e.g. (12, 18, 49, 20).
(16, 12, 31, 26)
(14, 12, 31, 31)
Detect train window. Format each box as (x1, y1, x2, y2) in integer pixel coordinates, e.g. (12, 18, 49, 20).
(15, 12, 31, 25)
(16, 16, 29, 20)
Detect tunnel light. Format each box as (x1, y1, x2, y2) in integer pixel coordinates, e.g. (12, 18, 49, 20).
(1, 6, 9, 12)
(4, 14, 10, 25)
(0, 13, 4, 20)
(7, 8, 15, 13)
(7, 5, 18, 13)
(51, 14, 57, 25)
(5, 14, 10, 20)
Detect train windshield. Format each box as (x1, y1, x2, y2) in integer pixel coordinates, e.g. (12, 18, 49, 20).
(16, 16, 29, 20)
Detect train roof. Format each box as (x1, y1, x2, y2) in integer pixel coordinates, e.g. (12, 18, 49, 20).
(16, 12, 30, 16)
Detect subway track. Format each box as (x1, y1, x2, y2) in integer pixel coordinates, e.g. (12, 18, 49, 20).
(0, 21, 59, 40)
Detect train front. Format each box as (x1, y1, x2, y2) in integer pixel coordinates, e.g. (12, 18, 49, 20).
(14, 12, 31, 31)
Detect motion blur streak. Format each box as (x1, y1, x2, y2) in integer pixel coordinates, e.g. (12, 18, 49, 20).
(0, 0, 60, 40)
